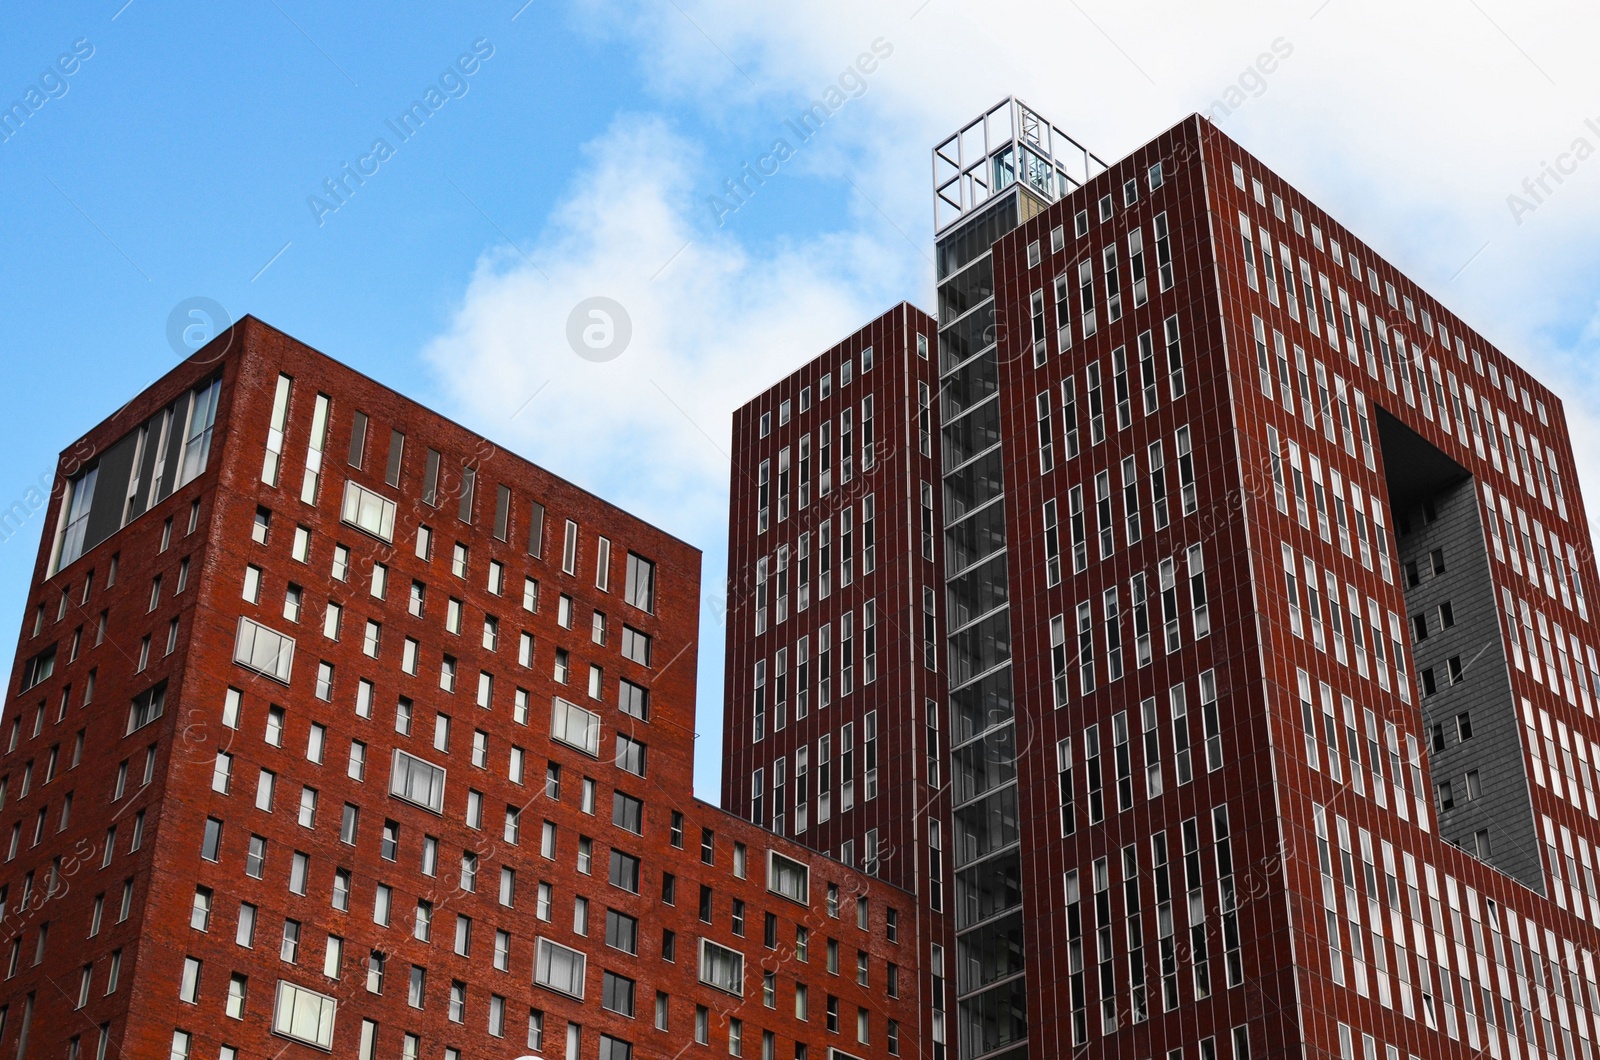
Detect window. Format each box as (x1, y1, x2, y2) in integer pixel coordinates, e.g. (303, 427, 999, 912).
(621, 626, 651, 666)
(602, 971, 636, 1017)
(551, 698, 601, 756)
(602, 679, 646, 729)
(191, 887, 213, 931)
(180, 957, 202, 1003)
(699, 939, 745, 995)
(613, 792, 644, 835)
(340, 481, 397, 542)
(768, 852, 809, 904)
(390, 750, 446, 813)
(128, 683, 166, 734)
(233, 618, 294, 682)
(201, 818, 223, 861)
(226, 973, 247, 1018)
(273, 981, 337, 1049)
(245, 835, 266, 878)
(609, 849, 641, 893)
(616, 735, 647, 777)
(534, 938, 587, 998)
(606, 910, 639, 955)
(625, 554, 656, 613)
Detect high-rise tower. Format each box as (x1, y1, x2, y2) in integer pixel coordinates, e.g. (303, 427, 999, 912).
(728, 101, 1600, 1060)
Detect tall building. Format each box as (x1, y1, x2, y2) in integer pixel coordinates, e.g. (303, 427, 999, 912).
(721, 303, 952, 1055)
(0, 318, 918, 1059)
(725, 99, 1600, 1060)
(11, 97, 1600, 1060)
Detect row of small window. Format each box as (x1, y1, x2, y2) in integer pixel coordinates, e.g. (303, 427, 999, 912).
(1537, 812, 1600, 929)
(173, 1016, 631, 1060)
(18, 557, 189, 699)
(1294, 668, 1433, 828)
(185, 854, 779, 977)
(170, 972, 338, 1050)
(0, 720, 88, 811)
(1041, 434, 1198, 587)
(241, 560, 650, 682)
(1026, 161, 1168, 282)
(1336, 1021, 1425, 1060)
(1500, 585, 1600, 721)
(1238, 217, 1568, 531)
(6, 757, 153, 878)
(1035, 319, 1188, 476)
(249, 531, 652, 644)
(204, 679, 652, 844)
(193, 805, 834, 947)
(211, 751, 682, 899)
(1055, 672, 1222, 835)
(30, 532, 121, 636)
(0, 872, 135, 987)
(1259, 401, 1391, 574)
(756, 403, 879, 535)
(1436, 769, 1483, 814)
(254, 499, 659, 645)
(1307, 799, 1599, 1052)
(751, 610, 879, 740)
(756, 342, 886, 439)
(1048, 547, 1210, 704)
(176, 895, 893, 1055)
(1056, 806, 1244, 1045)
(260, 376, 660, 608)
(251, 501, 656, 672)
(1523, 699, 1600, 833)
(541, 936, 898, 1056)
(206, 691, 649, 829)
(1233, 159, 1552, 423)
(28, 496, 198, 667)
(231, 617, 655, 757)
(749, 714, 879, 838)
(1023, 212, 1178, 365)
(753, 496, 876, 636)
(1479, 480, 1590, 622)
(1280, 542, 1412, 703)
(8, 673, 97, 758)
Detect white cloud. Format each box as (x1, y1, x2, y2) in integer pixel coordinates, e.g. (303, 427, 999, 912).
(425, 0, 1600, 799)
(420, 116, 919, 796)
(423, 115, 914, 512)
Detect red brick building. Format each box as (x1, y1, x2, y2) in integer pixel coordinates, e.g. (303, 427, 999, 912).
(725, 99, 1600, 1060)
(0, 318, 916, 1059)
(721, 304, 953, 1057)
(12, 100, 1600, 1060)
(966, 107, 1600, 1060)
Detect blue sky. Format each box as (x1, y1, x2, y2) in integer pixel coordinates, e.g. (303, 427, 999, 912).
(3, 0, 1599, 802)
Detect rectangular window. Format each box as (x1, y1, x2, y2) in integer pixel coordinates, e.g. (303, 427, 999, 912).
(699, 940, 745, 996)
(551, 699, 601, 757)
(625, 554, 656, 613)
(389, 750, 446, 813)
(232, 618, 294, 683)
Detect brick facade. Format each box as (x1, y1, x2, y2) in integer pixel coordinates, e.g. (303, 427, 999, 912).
(0, 318, 916, 1060)
(721, 304, 954, 1055)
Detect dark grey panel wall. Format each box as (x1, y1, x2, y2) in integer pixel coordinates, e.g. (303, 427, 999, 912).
(1396, 475, 1543, 891)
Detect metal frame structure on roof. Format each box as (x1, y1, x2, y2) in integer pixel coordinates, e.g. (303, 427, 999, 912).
(932, 96, 1108, 234)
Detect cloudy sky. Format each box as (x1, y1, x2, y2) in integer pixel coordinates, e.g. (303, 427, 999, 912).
(2, 0, 1597, 800)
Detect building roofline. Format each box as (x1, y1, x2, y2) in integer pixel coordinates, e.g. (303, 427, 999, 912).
(729, 299, 936, 416)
